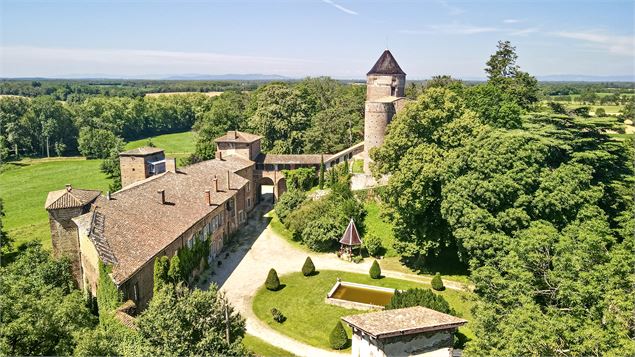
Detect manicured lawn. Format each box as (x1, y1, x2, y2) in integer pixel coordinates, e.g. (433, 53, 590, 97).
(125, 131, 195, 162)
(243, 334, 295, 357)
(363, 201, 397, 257)
(252, 270, 475, 351)
(0, 157, 111, 251)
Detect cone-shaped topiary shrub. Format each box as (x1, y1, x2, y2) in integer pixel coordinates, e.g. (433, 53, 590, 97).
(431, 272, 445, 291)
(329, 321, 348, 350)
(369, 260, 381, 279)
(265, 268, 281, 291)
(302, 256, 316, 276)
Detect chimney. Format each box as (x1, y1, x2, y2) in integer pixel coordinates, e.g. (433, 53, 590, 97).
(157, 189, 165, 204)
(106, 191, 111, 201)
(65, 184, 72, 192)
(205, 190, 211, 206)
(226, 170, 231, 191)
(213, 175, 218, 192)
(232, 130, 238, 139)
(216, 150, 223, 161)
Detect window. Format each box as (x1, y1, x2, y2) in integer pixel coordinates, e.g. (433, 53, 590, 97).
(247, 197, 252, 208)
(133, 282, 139, 302)
(247, 182, 250, 192)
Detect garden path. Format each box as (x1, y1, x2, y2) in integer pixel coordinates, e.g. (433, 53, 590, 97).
(201, 202, 469, 356)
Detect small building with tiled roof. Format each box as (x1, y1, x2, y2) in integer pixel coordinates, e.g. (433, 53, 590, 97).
(341, 306, 467, 357)
(340, 218, 362, 252)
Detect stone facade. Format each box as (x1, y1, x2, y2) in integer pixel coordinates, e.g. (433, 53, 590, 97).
(120, 149, 172, 188)
(48, 206, 90, 286)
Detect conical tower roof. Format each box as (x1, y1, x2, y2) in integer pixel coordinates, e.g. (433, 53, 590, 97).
(340, 218, 362, 246)
(367, 50, 406, 76)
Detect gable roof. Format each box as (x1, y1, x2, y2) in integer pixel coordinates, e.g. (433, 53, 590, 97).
(339, 218, 362, 246)
(91, 159, 249, 284)
(45, 187, 101, 210)
(341, 306, 467, 339)
(215, 130, 262, 143)
(367, 50, 406, 76)
(119, 147, 164, 156)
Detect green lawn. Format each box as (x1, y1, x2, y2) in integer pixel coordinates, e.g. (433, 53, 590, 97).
(352, 160, 364, 174)
(363, 201, 397, 257)
(0, 158, 111, 251)
(243, 334, 295, 357)
(125, 131, 195, 162)
(252, 270, 475, 351)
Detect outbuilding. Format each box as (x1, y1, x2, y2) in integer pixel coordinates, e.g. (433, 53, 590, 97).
(341, 306, 467, 357)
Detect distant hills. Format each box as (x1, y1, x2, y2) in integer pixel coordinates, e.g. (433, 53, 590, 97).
(3, 73, 633, 82)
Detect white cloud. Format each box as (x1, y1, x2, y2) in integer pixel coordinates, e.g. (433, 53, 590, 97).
(510, 27, 539, 36)
(555, 31, 634, 56)
(400, 23, 499, 35)
(0, 46, 322, 77)
(437, 0, 465, 16)
(503, 19, 521, 24)
(321, 0, 358, 15)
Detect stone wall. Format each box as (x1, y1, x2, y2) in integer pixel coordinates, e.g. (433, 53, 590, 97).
(48, 206, 87, 286)
(363, 101, 395, 172)
(120, 152, 166, 188)
(366, 74, 406, 100)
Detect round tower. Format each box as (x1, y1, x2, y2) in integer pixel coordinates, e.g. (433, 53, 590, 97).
(364, 50, 406, 172)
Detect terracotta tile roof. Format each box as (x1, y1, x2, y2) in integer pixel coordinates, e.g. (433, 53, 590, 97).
(214, 130, 262, 143)
(340, 218, 362, 246)
(214, 154, 256, 171)
(119, 146, 164, 156)
(342, 306, 467, 339)
(93, 159, 248, 284)
(367, 50, 406, 76)
(257, 153, 323, 165)
(45, 187, 101, 210)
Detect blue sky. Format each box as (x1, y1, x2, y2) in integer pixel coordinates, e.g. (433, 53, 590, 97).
(1, 0, 633, 79)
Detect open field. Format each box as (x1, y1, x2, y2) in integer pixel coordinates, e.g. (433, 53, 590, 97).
(144, 91, 224, 97)
(124, 130, 195, 162)
(0, 131, 196, 252)
(252, 270, 475, 351)
(0, 157, 110, 250)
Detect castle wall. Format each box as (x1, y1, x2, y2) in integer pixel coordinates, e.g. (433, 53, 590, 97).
(364, 101, 395, 171)
(120, 152, 166, 188)
(366, 74, 406, 100)
(48, 207, 87, 286)
(78, 229, 101, 296)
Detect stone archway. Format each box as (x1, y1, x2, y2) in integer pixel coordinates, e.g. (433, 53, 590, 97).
(276, 178, 287, 201)
(259, 176, 275, 203)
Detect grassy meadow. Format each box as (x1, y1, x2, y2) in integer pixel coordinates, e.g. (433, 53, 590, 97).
(0, 158, 111, 250)
(0, 131, 196, 252)
(124, 130, 195, 162)
(252, 270, 475, 351)
(243, 334, 296, 357)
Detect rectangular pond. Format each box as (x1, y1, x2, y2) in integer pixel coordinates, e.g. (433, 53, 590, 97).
(326, 281, 397, 310)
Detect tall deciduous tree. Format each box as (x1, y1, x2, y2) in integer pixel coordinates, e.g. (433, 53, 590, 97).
(126, 283, 250, 356)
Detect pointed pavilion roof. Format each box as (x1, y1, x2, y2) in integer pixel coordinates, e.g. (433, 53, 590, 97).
(367, 50, 406, 76)
(45, 186, 101, 210)
(340, 218, 362, 246)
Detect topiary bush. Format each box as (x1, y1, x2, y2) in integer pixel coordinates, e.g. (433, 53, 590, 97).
(329, 321, 348, 350)
(352, 255, 363, 264)
(369, 260, 381, 279)
(431, 272, 445, 291)
(270, 308, 286, 323)
(265, 268, 281, 291)
(363, 233, 383, 257)
(302, 256, 316, 276)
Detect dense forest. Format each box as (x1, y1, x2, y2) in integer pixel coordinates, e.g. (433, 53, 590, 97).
(371, 41, 634, 355)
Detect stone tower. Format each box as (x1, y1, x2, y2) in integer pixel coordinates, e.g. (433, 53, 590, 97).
(119, 147, 176, 188)
(363, 50, 407, 172)
(45, 185, 101, 286)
